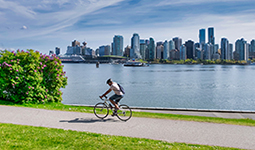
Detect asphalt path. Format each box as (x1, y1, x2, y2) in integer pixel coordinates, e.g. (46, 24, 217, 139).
(1, 105, 255, 149)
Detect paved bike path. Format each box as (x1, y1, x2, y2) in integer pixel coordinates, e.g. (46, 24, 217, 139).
(1, 105, 255, 149)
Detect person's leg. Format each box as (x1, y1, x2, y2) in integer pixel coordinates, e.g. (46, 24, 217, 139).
(109, 94, 121, 110)
(109, 99, 119, 109)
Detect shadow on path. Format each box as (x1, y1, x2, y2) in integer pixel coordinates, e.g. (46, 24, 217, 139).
(59, 117, 120, 123)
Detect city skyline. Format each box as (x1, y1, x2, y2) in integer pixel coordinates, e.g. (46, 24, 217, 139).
(1, 0, 255, 54)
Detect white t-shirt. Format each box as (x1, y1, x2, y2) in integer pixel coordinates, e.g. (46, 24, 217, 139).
(110, 82, 123, 95)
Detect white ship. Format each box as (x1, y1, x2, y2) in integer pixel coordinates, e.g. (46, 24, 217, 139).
(58, 55, 85, 63)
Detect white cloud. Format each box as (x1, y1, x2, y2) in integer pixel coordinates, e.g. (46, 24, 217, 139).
(21, 26, 27, 30)
(0, 0, 36, 18)
(157, 0, 251, 6)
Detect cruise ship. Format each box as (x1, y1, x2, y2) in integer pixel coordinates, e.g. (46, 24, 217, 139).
(58, 55, 85, 63)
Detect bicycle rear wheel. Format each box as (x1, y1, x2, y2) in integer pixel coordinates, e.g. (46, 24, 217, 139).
(116, 104, 132, 121)
(94, 103, 109, 119)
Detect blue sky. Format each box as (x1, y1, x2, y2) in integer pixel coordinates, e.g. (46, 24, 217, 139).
(1, 0, 255, 54)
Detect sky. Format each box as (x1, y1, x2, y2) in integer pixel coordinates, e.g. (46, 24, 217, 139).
(1, 0, 255, 54)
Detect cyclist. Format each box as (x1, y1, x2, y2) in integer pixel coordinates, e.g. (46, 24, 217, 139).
(100, 78, 124, 116)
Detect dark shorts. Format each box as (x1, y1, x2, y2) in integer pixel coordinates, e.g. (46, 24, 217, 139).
(109, 94, 123, 103)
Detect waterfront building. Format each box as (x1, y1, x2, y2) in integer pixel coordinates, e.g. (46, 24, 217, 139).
(195, 47, 203, 60)
(156, 45, 164, 59)
(199, 29, 206, 44)
(66, 40, 82, 55)
(194, 43, 200, 59)
(130, 33, 141, 59)
(66, 45, 82, 55)
(235, 38, 249, 60)
(148, 37, 156, 60)
(95, 48, 99, 56)
(180, 45, 186, 60)
(49, 50, 54, 56)
(72, 40, 80, 47)
(203, 43, 211, 60)
(250, 39, 255, 59)
(170, 49, 178, 60)
(83, 47, 94, 56)
(208, 27, 215, 45)
(185, 40, 195, 59)
(214, 44, 219, 54)
(229, 43, 233, 60)
(55, 47, 60, 55)
(221, 38, 230, 60)
(140, 39, 145, 44)
(163, 40, 169, 60)
(99, 45, 111, 56)
(112, 35, 123, 56)
(169, 40, 175, 51)
(140, 43, 147, 60)
(123, 45, 131, 57)
(99, 46, 105, 56)
(172, 37, 182, 50)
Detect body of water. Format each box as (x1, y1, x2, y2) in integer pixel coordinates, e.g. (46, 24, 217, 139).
(61, 64, 255, 111)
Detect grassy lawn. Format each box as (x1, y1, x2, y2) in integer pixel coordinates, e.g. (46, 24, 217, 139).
(0, 123, 241, 150)
(1, 100, 255, 127)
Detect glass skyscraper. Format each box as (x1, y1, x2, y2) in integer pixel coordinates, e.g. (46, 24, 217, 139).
(131, 33, 141, 59)
(172, 37, 182, 51)
(221, 38, 229, 60)
(199, 29, 206, 44)
(148, 37, 155, 60)
(235, 38, 248, 60)
(113, 35, 123, 56)
(208, 27, 215, 45)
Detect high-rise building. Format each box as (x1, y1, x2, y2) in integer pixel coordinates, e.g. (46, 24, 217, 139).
(235, 38, 249, 60)
(55, 47, 60, 55)
(148, 37, 156, 60)
(229, 43, 233, 60)
(49, 50, 54, 55)
(208, 27, 215, 45)
(163, 40, 169, 60)
(130, 33, 141, 59)
(156, 45, 164, 59)
(99, 45, 110, 56)
(250, 39, 255, 59)
(172, 37, 182, 50)
(199, 29, 206, 44)
(169, 40, 175, 51)
(123, 45, 131, 57)
(112, 35, 123, 56)
(185, 40, 195, 59)
(203, 43, 211, 60)
(221, 38, 229, 60)
(72, 40, 80, 47)
(140, 43, 146, 60)
(180, 45, 186, 60)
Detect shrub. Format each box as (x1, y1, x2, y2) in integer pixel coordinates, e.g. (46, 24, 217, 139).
(0, 49, 67, 104)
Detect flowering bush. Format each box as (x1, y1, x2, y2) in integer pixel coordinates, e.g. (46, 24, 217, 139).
(0, 49, 67, 104)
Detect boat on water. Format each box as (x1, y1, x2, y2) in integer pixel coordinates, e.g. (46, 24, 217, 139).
(123, 61, 149, 67)
(57, 55, 85, 63)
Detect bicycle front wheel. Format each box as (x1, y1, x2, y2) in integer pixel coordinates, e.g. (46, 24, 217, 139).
(116, 104, 132, 121)
(94, 103, 109, 119)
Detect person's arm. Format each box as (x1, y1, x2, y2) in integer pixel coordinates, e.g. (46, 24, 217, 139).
(100, 88, 112, 99)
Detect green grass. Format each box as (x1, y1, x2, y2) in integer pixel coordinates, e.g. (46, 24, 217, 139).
(1, 100, 255, 127)
(0, 123, 241, 150)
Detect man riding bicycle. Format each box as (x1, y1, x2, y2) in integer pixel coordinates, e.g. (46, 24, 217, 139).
(100, 78, 124, 116)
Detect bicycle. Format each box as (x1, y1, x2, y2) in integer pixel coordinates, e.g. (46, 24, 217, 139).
(93, 96, 132, 121)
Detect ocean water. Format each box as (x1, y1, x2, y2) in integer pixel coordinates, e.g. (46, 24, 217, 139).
(61, 63, 255, 111)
